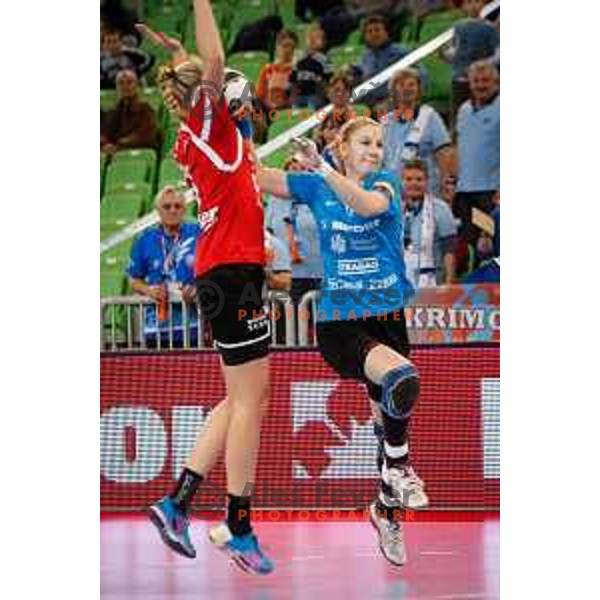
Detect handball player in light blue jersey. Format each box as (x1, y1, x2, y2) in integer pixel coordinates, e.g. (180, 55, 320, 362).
(258, 118, 429, 567)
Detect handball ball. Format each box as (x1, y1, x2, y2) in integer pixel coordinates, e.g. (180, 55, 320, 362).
(223, 68, 253, 115)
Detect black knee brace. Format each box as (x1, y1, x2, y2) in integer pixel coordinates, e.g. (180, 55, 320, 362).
(380, 363, 420, 419)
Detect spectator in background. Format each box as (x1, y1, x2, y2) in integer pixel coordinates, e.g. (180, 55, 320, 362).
(257, 30, 298, 113)
(127, 186, 201, 348)
(403, 159, 457, 287)
(291, 23, 333, 109)
(312, 73, 353, 164)
(462, 203, 500, 283)
(382, 67, 454, 195)
(101, 0, 142, 48)
(355, 14, 424, 110)
(440, 173, 457, 207)
(101, 69, 161, 153)
(266, 156, 324, 304)
(100, 26, 154, 89)
(265, 228, 292, 291)
(454, 60, 499, 244)
(439, 0, 499, 123)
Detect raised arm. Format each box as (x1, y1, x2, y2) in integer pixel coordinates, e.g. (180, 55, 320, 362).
(193, 0, 225, 91)
(292, 138, 389, 217)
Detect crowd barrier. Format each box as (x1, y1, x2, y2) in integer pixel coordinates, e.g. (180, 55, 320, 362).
(100, 284, 499, 350)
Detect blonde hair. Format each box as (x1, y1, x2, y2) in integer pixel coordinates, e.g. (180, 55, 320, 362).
(332, 117, 381, 174)
(157, 57, 204, 116)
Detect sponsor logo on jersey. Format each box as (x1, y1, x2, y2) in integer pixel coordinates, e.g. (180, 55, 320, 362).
(337, 257, 379, 275)
(330, 233, 347, 255)
(331, 219, 380, 233)
(199, 207, 219, 232)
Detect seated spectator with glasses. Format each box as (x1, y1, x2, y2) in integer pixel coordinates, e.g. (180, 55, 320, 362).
(100, 69, 161, 154)
(127, 186, 201, 348)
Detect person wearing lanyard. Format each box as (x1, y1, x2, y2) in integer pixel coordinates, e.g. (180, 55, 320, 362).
(128, 186, 201, 346)
(402, 160, 457, 288)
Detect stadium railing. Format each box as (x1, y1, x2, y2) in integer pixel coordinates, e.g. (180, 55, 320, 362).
(100, 289, 296, 351)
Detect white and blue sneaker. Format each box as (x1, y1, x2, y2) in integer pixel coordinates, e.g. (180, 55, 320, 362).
(208, 522, 274, 575)
(148, 496, 196, 559)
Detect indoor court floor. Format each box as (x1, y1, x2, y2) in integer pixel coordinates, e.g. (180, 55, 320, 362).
(101, 513, 499, 600)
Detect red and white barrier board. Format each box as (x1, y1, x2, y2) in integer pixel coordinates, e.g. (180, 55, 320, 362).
(101, 347, 499, 511)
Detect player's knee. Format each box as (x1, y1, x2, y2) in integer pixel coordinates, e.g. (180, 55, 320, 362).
(380, 363, 420, 419)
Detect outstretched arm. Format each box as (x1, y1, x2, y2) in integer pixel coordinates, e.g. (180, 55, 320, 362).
(257, 167, 292, 199)
(193, 0, 225, 91)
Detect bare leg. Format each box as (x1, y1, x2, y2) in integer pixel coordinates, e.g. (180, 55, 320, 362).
(364, 343, 412, 385)
(222, 356, 269, 495)
(186, 397, 232, 476)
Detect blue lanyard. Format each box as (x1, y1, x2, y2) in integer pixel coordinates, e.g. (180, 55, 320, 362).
(160, 229, 181, 281)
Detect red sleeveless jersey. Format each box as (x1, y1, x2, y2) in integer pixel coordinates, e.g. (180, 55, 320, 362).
(173, 93, 265, 277)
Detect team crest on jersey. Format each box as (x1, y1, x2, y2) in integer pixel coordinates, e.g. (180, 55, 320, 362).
(330, 233, 347, 255)
(199, 207, 219, 232)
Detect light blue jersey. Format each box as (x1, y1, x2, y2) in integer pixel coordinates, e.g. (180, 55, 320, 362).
(287, 170, 414, 321)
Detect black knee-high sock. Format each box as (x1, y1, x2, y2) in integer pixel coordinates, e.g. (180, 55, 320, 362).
(170, 467, 204, 514)
(227, 494, 252, 536)
(381, 412, 410, 470)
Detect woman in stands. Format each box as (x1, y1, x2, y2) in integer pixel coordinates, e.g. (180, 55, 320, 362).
(258, 119, 427, 566)
(137, 0, 273, 575)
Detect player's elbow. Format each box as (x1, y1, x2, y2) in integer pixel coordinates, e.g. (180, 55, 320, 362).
(355, 194, 389, 217)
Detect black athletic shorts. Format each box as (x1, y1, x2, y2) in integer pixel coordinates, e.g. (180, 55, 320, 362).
(196, 264, 270, 366)
(316, 310, 411, 402)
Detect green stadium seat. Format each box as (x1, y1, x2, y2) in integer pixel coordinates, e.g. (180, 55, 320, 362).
(350, 103, 374, 119)
(100, 90, 118, 111)
(187, 200, 198, 219)
(328, 45, 364, 69)
(106, 149, 157, 187)
(111, 148, 157, 166)
(262, 145, 292, 170)
(106, 182, 153, 210)
(227, 51, 270, 87)
(347, 29, 363, 47)
(100, 191, 145, 239)
(100, 242, 132, 297)
(105, 161, 151, 192)
(140, 87, 164, 116)
(162, 122, 181, 157)
(158, 157, 185, 187)
(267, 108, 311, 140)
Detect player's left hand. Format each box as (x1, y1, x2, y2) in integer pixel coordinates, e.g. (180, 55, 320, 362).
(135, 23, 184, 54)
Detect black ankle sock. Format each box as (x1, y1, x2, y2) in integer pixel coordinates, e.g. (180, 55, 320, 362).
(382, 413, 410, 470)
(227, 494, 252, 536)
(375, 497, 402, 522)
(170, 467, 203, 514)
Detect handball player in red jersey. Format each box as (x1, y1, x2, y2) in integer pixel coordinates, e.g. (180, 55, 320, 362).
(138, 0, 273, 575)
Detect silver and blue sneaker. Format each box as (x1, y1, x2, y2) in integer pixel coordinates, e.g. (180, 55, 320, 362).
(148, 496, 196, 559)
(208, 522, 274, 575)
